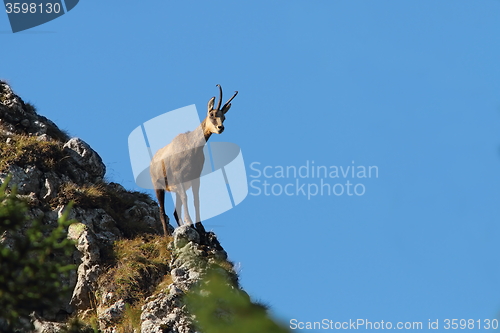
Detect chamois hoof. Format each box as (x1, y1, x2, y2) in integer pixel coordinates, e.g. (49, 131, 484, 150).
(194, 222, 206, 234)
(194, 222, 207, 244)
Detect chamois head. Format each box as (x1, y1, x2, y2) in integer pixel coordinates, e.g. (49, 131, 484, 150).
(206, 84, 238, 135)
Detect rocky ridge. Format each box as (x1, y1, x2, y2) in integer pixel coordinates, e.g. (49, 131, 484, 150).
(0, 81, 240, 333)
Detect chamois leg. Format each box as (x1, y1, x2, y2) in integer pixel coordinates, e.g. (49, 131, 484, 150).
(192, 177, 201, 223)
(154, 188, 171, 236)
(173, 193, 182, 227)
(177, 183, 193, 226)
(191, 177, 206, 235)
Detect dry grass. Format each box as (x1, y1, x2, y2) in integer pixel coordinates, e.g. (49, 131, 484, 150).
(54, 182, 107, 208)
(213, 258, 236, 274)
(115, 303, 143, 333)
(53, 181, 158, 238)
(99, 235, 173, 304)
(94, 235, 174, 331)
(63, 316, 98, 333)
(0, 133, 66, 173)
(154, 274, 173, 294)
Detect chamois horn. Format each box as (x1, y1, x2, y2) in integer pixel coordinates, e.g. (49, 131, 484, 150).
(223, 90, 239, 109)
(216, 84, 223, 110)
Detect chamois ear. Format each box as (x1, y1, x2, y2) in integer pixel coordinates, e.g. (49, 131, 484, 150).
(222, 103, 232, 114)
(207, 96, 216, 111)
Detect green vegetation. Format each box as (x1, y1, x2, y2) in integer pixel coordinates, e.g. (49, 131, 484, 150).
(62, 317, 98, 333)
(116, 303, 143, 333)
(0, 177, 77, 332)
(186, 268, 290, 333)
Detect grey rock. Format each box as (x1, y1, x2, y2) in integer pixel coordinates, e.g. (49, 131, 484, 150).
(69, 225, 101, 310)
(0, 81, 23, 111)
(99, 299, 126, 326)
(36, 134, 51, 142)
(40, 171, 61, 200)
(66, 207, 122, 242)
(63, 137, 106, 182)
(124, 200, 164, 234)
(32, 315, 66, 333)
(141, 287, 187, 333)
(139, 223, 234, 333)
(2, 164, 42, 195)
(173, 225, 200, 248)
(32, 120, 47, 135)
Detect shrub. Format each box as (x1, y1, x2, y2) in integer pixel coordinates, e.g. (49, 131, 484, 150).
(185, 268, 290, 333)
(0, 177, 77, 332)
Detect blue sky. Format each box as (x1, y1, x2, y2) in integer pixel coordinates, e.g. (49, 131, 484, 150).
(2, 1, 500, 331)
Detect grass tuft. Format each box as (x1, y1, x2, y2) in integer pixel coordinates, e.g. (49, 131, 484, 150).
(54, 182, 107, 208)
(52, 182, 159, 238)
(0, 133, 66, 173)
(99, 235, 173, 304)
(116, 303, 142, 333)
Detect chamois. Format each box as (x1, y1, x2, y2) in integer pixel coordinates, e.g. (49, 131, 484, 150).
(150, 85, 238, 236)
